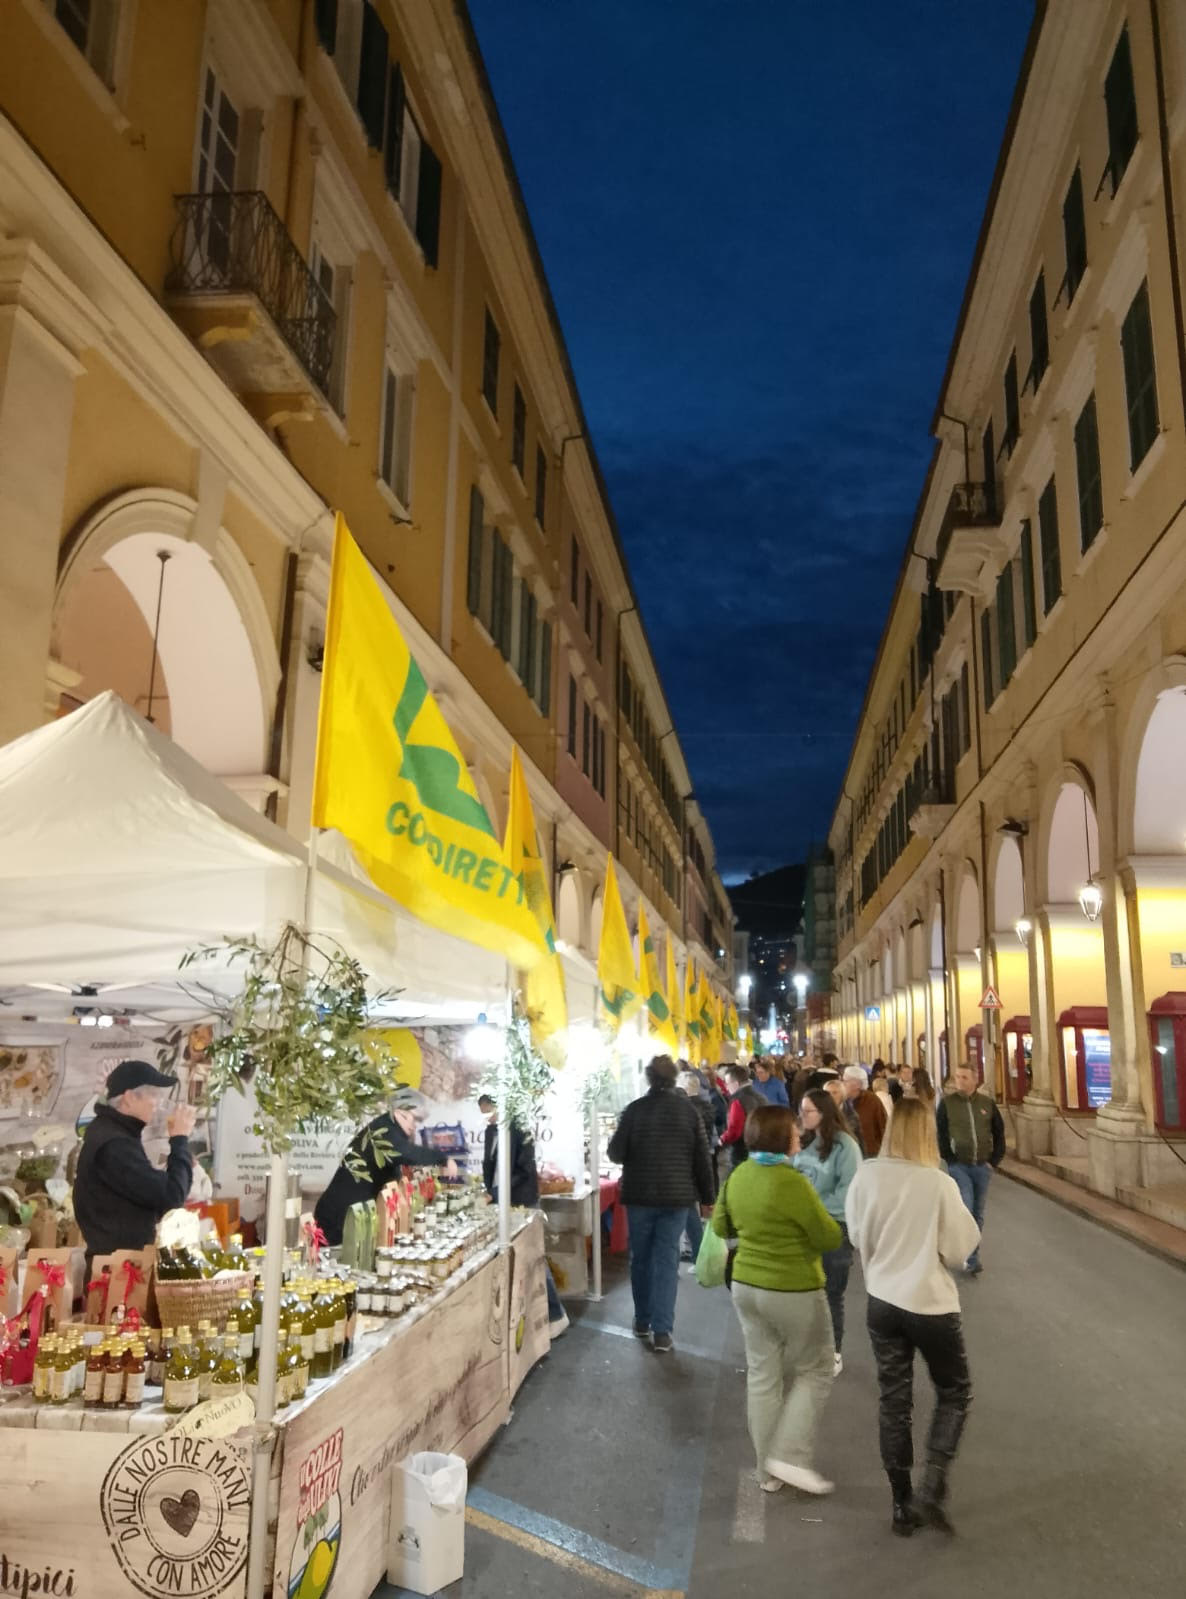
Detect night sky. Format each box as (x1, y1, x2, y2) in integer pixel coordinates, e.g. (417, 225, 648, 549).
(467, 1, 1035, 882)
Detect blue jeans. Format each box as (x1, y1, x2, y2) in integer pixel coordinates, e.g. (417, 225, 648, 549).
(683, 1205, 704, 1259)
(949, 1162, 992, 1267)
(821, 1224, 854, 1352)
(627, 1205, 686, 1336)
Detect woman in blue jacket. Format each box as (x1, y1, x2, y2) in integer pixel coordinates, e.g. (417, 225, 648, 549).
(793, 1089, 862, 1374)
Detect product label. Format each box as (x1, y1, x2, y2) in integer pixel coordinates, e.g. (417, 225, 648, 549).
(333, 1316, 346, 1345)
(314, 1326, 331, 1354)
(103, 1368, 125, 1404)
(239, 1331, 254, 1362)
(198, 1370, 213, 1401)
(253, 1323, 262, 1352)
(165, 1375, 199, 1409)
(49, 1366, 69, 1401)
(211, 1377, 242, 1399)
(125, 1369, 145, 1404)
(300, 1332, 314, 1361)
(85, 1367, 105, 1403)
(33, 1363, 50, 1400)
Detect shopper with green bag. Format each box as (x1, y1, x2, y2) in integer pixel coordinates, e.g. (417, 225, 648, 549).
(693, 1208, 729, 1287)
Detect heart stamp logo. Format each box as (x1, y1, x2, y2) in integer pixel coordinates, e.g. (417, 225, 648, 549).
(159, 1488, 201, 1538)
(101, 1433, 251, 1599)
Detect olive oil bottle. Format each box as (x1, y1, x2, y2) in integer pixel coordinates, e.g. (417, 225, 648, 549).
(84, 1340, 107, 1408)
(49, 1337, 73, 1405)
(311, 1285, 335, 1379)
(102, 1340, 126, 1408)
(164, 1326, 199, 1414)
(32, 1335, 55, 1403)
(195, 1321, 218, 1401)
(211, 1323, 244, 1398)
(124, 1340, 146, 1407)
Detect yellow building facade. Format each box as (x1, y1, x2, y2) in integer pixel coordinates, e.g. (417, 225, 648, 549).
(829, 0, 1186, 1224)
(0, 0, 732, 1020)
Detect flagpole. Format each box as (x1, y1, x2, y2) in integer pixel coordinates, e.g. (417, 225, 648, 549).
(246, 826, 320, 1599)
(498, 966, 513, 1254)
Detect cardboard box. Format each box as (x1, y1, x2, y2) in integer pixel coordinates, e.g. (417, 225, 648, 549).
(387, 1453, 466, 1596)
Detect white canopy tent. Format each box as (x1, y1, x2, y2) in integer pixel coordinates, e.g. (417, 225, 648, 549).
(0, 691, 505, 1017)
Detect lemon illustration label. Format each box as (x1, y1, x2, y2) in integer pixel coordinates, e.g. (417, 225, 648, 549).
(288, 1430, 343, 1599)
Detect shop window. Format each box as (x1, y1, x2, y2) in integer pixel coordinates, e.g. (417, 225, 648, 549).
(1058, 1008, 1111, 1111)
(1149, 995, 1186, 1130)
(1037, 476, 1061, 614)
(482, 309, 500, 415)
(1074, 392, 1103, 550)
(1102, 24, 1139, 197)
(1061, 165, 1088, 304)
(1121, 280, 1159, 471)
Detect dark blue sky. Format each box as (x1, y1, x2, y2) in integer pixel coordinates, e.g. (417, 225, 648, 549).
(468, 1, 1035, 882)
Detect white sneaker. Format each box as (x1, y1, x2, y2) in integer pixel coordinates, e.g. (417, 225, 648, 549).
(764, 1459, 835, 1495)
(833, 1351, 843, 1376)
(759, 1473, 784, 1494)
(548, 1310, 570, 1339)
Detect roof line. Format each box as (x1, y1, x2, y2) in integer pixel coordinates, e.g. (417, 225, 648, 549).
(928, 0, 1049, 435)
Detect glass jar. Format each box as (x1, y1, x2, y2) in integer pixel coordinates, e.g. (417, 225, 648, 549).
(375, 1249, 393, 1280)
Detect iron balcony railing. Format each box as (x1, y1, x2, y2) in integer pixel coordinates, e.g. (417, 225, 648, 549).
(934, 479, 1000, 573)
(166, 191, 335, 396)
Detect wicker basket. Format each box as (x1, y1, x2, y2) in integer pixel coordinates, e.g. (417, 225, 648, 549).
(538, 1177, 574, 1195)
(152, 1271, 253, 1333)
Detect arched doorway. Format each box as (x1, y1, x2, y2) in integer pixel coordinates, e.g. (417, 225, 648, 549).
(991, 835, 1030, 1101)
(556, 870, 582, 951)
(953, 864, 982, 1082)
(1044, 778, 1108, 1113)
(53, 494, 275, 790)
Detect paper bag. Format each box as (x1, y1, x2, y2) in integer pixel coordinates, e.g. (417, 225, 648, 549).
(86, 1249, 154, 1323)
(23, 1248, 74, 1329)
(387, 1453, 467, 1596)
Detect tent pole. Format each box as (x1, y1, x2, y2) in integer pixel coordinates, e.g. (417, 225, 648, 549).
(498, 967, 512, 1253)
(246, 828, 320, 1599)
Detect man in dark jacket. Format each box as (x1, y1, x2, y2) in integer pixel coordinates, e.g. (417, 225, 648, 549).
(477, 1094, 539, 1206)
(314, 1088, 457, 1246)
(937, 1063, 1006, 1275)
(73, 1059, 195, 1272)
(607, 1055, 714, 1353)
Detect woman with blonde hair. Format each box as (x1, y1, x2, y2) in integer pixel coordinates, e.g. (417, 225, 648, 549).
(845, 1099, 979, 1537)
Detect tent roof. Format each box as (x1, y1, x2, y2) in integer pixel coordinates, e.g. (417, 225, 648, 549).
(0, 692, 503, 1015)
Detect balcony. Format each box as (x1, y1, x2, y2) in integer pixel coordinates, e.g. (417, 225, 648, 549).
(910, 776, 956, 840)
(934, 481, 1006, 594)
(165, 192, 334, 425)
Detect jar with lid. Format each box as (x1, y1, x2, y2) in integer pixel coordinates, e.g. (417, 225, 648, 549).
(375, 1249, 394, 1280)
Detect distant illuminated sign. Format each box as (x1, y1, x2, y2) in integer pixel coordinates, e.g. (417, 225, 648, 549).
(864, 1005, 881, 1022)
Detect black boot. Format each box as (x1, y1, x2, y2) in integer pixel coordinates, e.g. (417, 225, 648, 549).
(916, 1461, 955, 1535)
(888, 1469, 921, 1537)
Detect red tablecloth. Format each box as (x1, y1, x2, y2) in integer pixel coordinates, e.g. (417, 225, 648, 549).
(599, 1177, 630, 1254)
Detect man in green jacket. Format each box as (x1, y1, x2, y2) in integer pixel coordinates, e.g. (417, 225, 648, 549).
(936, 1064, 1005, 1275)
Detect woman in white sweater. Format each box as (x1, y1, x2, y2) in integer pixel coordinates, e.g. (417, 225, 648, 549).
(845, 1099, 980, 1538)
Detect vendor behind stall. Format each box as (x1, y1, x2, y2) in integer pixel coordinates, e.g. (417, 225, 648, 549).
(314, 1088, 458, 1246)
(73, 1059, 196, 1270)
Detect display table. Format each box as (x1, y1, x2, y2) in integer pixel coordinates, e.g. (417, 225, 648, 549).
(0, 1213, 549, 1599)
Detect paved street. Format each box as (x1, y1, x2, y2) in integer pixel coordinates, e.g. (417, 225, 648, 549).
(379, 1177, 1185, 1599)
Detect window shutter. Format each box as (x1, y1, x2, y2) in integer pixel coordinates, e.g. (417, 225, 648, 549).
(357, 3, 389, 150)
(1038, 479, 1062, 614)
(498, 542, 513, 659)
(1062, 167, 1087, 301)
(567, 675, 577, 756)
(981, 420, 996, 517)
(384, 65, 405, 196)
(466, 487, 484, 616)
(996, 567, 1016, 687)
(416, 140, 443, 268)
(539, 622, 552, 717)
(980, 608, 995, 709)
(1104, 26, 1139, 192)
(315, 0, 338, 53)
(1019, 521, 1037, 647)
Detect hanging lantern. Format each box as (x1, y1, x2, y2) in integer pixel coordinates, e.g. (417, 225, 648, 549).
(1078, 881, 1103, 922)
(1015, 917, 1032, 948)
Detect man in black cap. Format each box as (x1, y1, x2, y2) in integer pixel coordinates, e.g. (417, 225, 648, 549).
(73, 1059, 196, 1269)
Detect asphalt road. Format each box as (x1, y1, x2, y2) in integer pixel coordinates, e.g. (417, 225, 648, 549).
(377, 1175, 1186, 1599)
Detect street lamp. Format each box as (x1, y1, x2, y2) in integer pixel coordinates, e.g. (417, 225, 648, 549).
(738, 973, 753, 1000)
(792, 973, 809, 1004)
(1078, 789, 1102, 922)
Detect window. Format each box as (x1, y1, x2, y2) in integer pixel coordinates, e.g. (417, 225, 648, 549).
(52, 0, 120, 86)
(535, 445, 547, 526)
(538, 622, 552, 718)
(582, 701, 591, 777)
(379, 353, 414, 507)
(1037, 477, 1062, 615)
(1019, 520, 1037, 649)
(195, 67, 241, 277)
(382, 68, 443, 267)
(996, 566, 1016, 689)
(583, 573, 592, 636)
(463, 482, 482, 614)
(1062, 166, 1087, 304)
(512, 384, 526, 477)
(569, 537, 579, 605)
(595, 601, 603, 663)
(959, 664, 971, 753)
(325, 0, 364, 107)
(1002, 353, 1020, 456)
(1074, 393, 1103, 550)
(981, 419, 996, 517)
(490, 533, 513, 658)
(1103, 25, 1139, 197)
(309, 233, 351, 414)
(482, 309, 500, 414)
(981, 607, 996, 710)
(1027, 273, 1048, 392)
(567, 676, 577, 758)
(356, 1, 388, 150)
(1121, 280, 1159, 470)
(516, 580, 537, 688)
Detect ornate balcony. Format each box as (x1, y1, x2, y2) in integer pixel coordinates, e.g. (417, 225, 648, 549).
(165, 191, 334, 423)
(934, 480, 1006, 594)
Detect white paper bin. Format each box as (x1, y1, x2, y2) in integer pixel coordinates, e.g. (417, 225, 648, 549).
(387, 1451, 467, 1594)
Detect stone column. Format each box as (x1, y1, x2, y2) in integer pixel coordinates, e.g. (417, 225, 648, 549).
(1015, 791, 1054, 1159)
(0, 241, 106, 744)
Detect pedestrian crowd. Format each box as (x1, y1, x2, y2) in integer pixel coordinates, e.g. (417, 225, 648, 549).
(607, 1048, 1004, 1537)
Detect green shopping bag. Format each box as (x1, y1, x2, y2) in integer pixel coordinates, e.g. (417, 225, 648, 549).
(694, 1221, 728, 1288)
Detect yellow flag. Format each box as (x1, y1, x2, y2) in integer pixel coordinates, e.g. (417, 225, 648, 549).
(665, 938, 683, 1057)
(638, 903, 677, 1053)
(312, 515, 547, 968)
(684, 959, 701, 1063)
(597, 855, 639, 1032)
(505, 746, 567, 1067)
(724, 1001, 739, 1043)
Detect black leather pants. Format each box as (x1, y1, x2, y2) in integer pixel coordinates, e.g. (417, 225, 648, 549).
(867, 1295, 972, 1473)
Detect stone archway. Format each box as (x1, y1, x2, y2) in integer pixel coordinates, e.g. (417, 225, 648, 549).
(556, 870, 582, 950)
(990, 833, 1030, 1100)
(1042, 775, 1108, 1113)
(53, 491, 277, 784)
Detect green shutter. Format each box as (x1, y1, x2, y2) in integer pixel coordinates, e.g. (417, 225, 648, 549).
(981, 607, 995, 709)
(539, 622, 552, 717)
(996, 568, 1016, 687)
(1122, 282, 1159, 468)
(1074, 393, 1103, 549)
(466, 487, 484, 616)
(1038, 479, 1062, 614)
(416, 141, 443, 269)
(1019, 521, 1037, 647)
(1063, 167, 1087, 300)
(357, 3, 389, 151)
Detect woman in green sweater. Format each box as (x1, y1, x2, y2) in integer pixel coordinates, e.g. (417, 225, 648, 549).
(712, 1103, 842, 1495)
